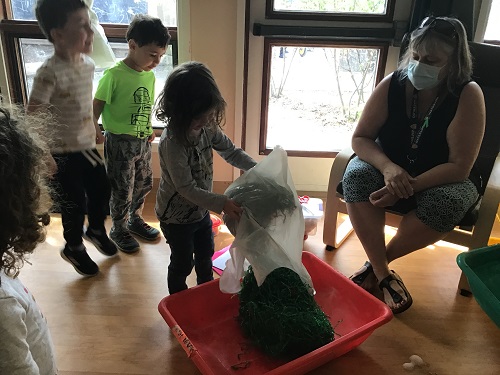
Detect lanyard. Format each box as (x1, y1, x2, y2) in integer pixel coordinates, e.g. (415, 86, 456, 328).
(407, 89, 439, 163)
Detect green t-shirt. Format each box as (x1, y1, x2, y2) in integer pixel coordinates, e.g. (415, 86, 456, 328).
(94, 60, 155, 138)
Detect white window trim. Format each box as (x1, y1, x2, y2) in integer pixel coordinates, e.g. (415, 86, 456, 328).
(474, 0, 492, 42)
(0, 38, 11, 103)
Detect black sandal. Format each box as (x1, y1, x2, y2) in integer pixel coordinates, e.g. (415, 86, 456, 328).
(378, 271, 413, 314)
(349, 261, 374, 286)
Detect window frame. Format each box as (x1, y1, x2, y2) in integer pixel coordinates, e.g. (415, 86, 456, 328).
(483, 39, 500, 46)
(0, 19, 177, 108)
(266, 0, 395, 23)
(255, 0, 399, 157)
(259, 37, 388, 157)
(483, 11, 500, 45)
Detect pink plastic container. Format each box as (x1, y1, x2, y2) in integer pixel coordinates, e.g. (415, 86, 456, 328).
(158, 252, 392, 375)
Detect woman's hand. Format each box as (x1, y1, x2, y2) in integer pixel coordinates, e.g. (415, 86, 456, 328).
(369, 186, 400, 208)
(382, 163, 416, 199)
(223, 199, 243, 222)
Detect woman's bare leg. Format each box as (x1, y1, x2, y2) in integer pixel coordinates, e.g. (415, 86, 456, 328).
(347, 204, 446, 311)
(386, 211, 448, 263)
(346, 201, 390, 281)
(380, 211, 448, 311)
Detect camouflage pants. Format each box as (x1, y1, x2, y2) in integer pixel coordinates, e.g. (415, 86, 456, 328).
(104, 132, 153, 230)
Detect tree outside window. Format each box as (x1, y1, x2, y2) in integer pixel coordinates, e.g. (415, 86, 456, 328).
(272, 0, 388, 14)
(11, 0, 176, 26)
(260, 0, 392, 155)
(265, 43, 384, 153)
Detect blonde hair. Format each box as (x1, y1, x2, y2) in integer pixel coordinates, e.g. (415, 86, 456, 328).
(399, 16, 473, 93)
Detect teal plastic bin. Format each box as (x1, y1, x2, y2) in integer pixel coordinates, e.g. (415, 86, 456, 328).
(456, 244, 500, 328)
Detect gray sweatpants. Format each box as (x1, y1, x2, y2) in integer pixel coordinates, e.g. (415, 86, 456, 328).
(104, 132, 153, 230)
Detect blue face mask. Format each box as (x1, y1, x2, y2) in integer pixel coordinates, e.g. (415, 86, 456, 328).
(407, 60, 443, 90)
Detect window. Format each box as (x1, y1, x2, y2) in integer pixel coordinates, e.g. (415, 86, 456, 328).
(19, 39, 175, 127)
(10, 0, 177, 26)
(1, 0, 177, 128)
(261, 40, 387, 155)
(267, 0, 394, 22)
(484, 0, 500, 44)
(257, 0, 394, 156)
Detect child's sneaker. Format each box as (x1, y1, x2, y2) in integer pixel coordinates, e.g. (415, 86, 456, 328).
(110, 228, 140, 254)
(127, 218, 160, 241)
(60, 244, 99, 276)
(84, 227, 118, 256)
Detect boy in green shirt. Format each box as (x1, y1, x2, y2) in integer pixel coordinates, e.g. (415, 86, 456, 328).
(94, 14, 170, 253)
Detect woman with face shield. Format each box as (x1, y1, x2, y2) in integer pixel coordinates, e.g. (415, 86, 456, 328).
(340, 17, 485, 314)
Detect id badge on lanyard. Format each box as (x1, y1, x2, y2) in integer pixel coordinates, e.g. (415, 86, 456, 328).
(407, 89, 439, 165)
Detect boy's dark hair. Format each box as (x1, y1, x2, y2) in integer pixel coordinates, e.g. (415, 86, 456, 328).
(126, 14, 171, 48)
(35, 0, 87, 43)
(155, 61, 226, 147)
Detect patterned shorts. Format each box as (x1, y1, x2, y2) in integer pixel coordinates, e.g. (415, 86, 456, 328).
(342, 157, 479, 232)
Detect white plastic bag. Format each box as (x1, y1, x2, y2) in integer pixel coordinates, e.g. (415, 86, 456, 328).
(219, 146, 314, 294)
(85, 0, 117, 69)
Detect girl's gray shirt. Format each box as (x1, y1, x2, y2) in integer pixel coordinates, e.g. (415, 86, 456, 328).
(155, 126, 256, 224)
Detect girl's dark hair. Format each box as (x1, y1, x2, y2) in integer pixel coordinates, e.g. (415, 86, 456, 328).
(399, 16, 473, 93)
(126, 14, 171, 48)
(0, 107, 51, 279)
(36, 0, 87, 43)
(155, 61, 226, 146)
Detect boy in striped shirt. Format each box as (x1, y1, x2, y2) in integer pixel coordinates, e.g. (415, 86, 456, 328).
(27, 0, 117, 276)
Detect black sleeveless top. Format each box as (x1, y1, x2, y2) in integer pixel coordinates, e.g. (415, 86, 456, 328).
(377, 70, 481, 190)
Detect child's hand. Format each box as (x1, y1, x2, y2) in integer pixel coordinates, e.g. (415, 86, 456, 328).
(223, 199, 243, 222)
(148, 133, 156, 143)
(96, 130, 105, 144)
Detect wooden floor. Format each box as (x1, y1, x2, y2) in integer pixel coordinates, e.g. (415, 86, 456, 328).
(20, 194, 500, 375)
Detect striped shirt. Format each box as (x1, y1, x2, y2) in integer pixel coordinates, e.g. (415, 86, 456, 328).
(29, 54, 96, 154)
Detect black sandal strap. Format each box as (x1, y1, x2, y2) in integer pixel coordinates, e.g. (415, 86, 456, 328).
(379, 274, 403, 304)
(378, 271, 413, 314)
(350, 261, 373, 285)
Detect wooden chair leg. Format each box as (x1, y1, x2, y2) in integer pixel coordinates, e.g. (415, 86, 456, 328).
(458, 272, 472, 296)
(323, 197, 354, 251)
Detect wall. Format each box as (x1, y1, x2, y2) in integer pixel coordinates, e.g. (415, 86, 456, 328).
(175, 0, 406, 192)
(2, 0, 489, 193)
(173, 0, 245, 192)
(161, 0, 414, 192)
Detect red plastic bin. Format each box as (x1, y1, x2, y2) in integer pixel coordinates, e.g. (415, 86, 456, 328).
(158, 252, 392, 375)
(210, 214, 222, 236)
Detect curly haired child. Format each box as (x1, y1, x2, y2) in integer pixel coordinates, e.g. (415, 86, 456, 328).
(155, 61, 257, 294)
(0, 106, 57, 374)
